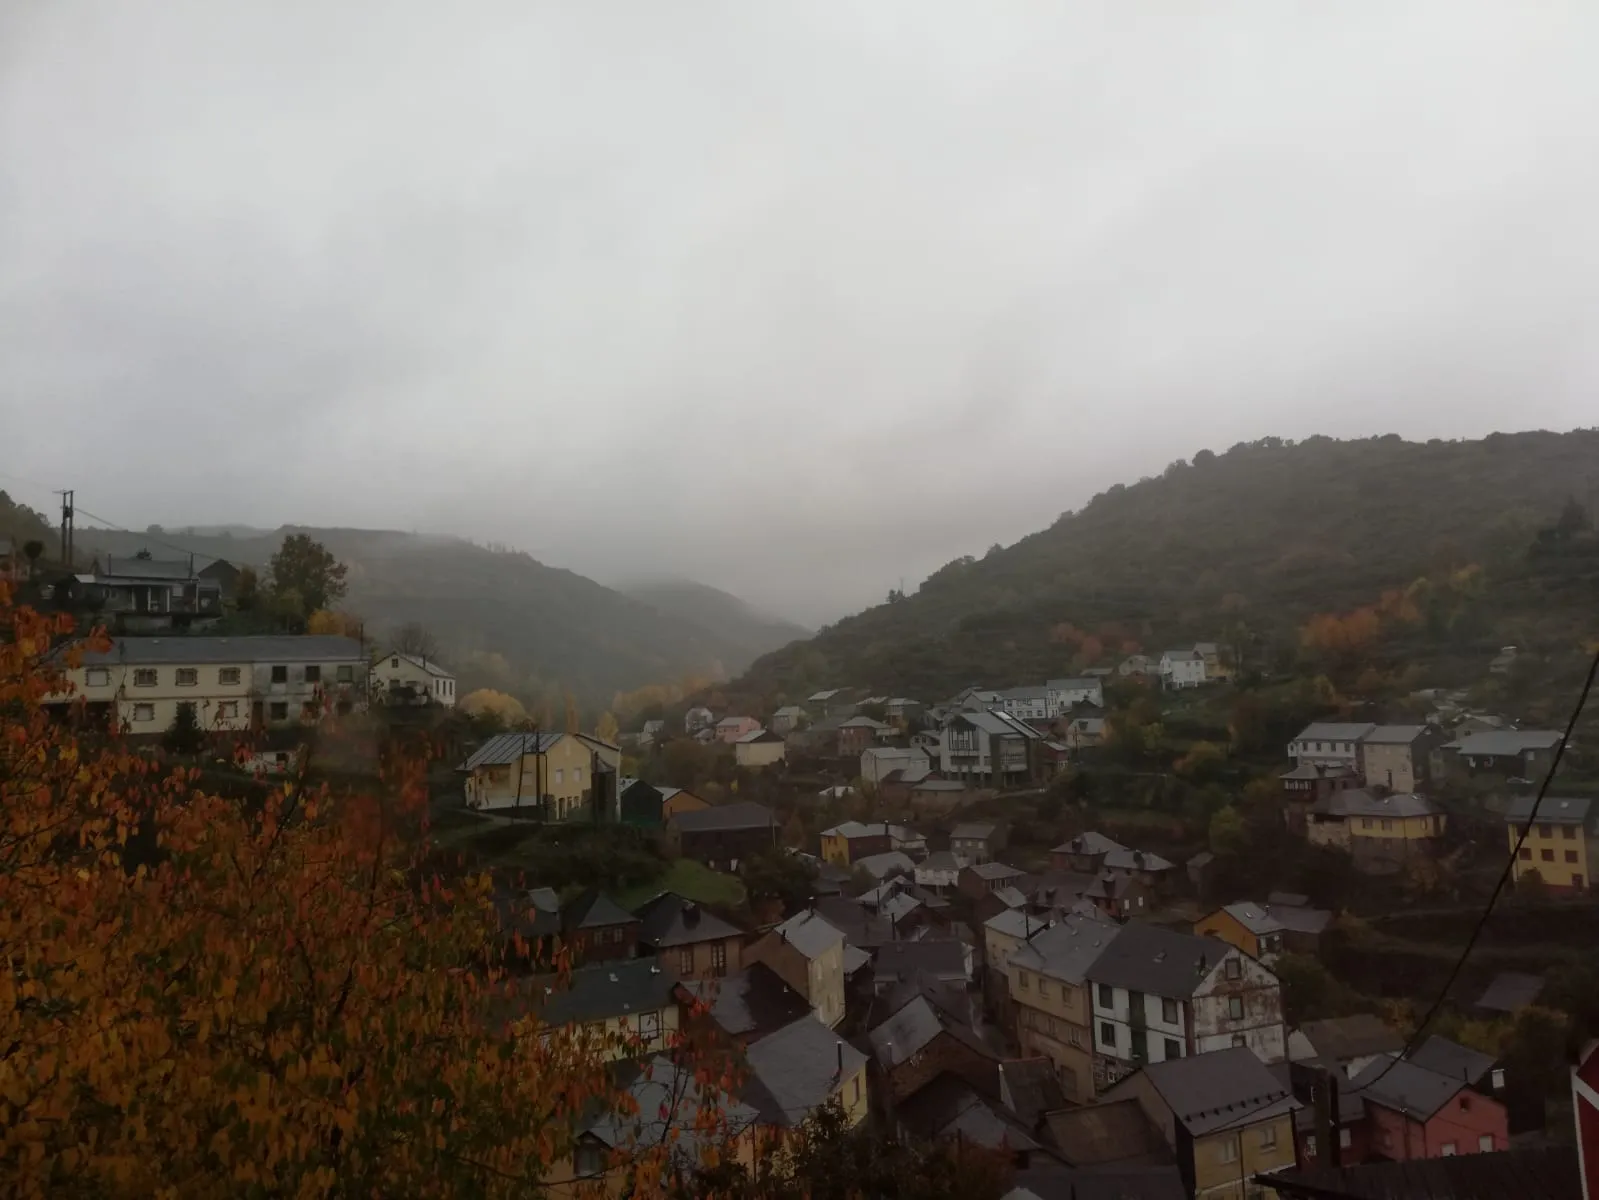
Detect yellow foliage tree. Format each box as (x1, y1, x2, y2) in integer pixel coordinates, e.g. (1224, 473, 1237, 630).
(306, 608, 365, 638)
(595, 711, 620, 744)
(459, 688, 528, 726)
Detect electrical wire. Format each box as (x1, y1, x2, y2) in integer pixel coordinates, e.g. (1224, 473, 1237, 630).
(1355, 644, 1599, 1092)
(70, 504, 224, 564)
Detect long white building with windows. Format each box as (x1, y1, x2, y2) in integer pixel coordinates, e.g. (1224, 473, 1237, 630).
(48, 635, 368, 734)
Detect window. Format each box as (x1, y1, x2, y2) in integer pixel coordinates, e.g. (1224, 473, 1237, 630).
(1099, 1022, 1116, 1047)
(1576, 875, 1586, 889)
(1567, 850, 1580, 864)
(1459, 1094, 1471, 1110)
(1162, 998, 1179, 1024)
(1564, 826, 1578, 840)
(1233, 1034, 1247, 1047)
(133, 668, 157, 687)
(1218, 1135, 1239, 1164)
(132, 703, 155, 723)
(1538, 824, 1552, 839)
(336, 665, 353, 683)
(1305, 1135, 1317, 1158)
(1478, 1134, 1494, 1152)
(710, 941, 726, 976)
(680, 948, 694, 976)
(1339, 1128, 1352, 1149)
(1018, 971, 1030, 992)
(391, 657, 400, 668)
(851, 1076, 860, 1103)
(554, 769, 564, 784)
(1381, 819, 1393, 832)
(1541, 848, 1555, 862)
(86, 668, 110, 687)
(1441, 1142, 1457, 1156)
(1491, 1068, 1506, 1090)
(175, 668, 197, 686)
(1361, 818, 1373, 830)
(271, 665, 288, 683)
(1519, 848, 1532, 860)
(218, 667, 240, 684)
(1259, 1124, 1278, 1149)
(301, 701, 318, 720)
(1098, 984, 1113, 1008)
(217, 701, 237, 719)
(1046, 1016, 1057, 1036)
(269, 702, 288, 721)
(574, 766, 583, 784)
(1038, 979, 1050, 999)
(1225, 957, 1242, 980)
(638, 1011, 661, 1044)
(1165, 1038, 1182, 1060)
(1229, 997, 1245, 1019)
(304, 665, 321, 683)
(1068, 1027, 1083, 1047)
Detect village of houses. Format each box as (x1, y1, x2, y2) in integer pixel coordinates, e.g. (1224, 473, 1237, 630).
(34, 563, 1598, 1199)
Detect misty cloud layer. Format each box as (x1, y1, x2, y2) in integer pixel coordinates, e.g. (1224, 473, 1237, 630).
(4, 2, 1597, 624)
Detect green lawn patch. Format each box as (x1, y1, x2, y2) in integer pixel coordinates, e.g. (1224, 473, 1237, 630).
(613, 858, 746, 911)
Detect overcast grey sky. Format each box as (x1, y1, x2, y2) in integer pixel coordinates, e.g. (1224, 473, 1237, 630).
(4, 3, 1597, 624)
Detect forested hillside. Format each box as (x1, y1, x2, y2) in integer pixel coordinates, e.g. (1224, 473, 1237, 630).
(69, 525, 798, 704)
(727, 430, 1599, 705)
(623, 579, 809, 664)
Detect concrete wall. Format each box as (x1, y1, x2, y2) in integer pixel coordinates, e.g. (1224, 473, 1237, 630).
(1193, 954, 1286, 1064)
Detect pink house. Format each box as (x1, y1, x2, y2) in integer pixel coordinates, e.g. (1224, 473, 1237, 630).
(1354, 1055, 1507, 1161)
(715, 715, 761, 745)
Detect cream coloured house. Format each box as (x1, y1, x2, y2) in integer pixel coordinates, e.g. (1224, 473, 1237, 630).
(48, 635, 367, 735)
(459, 731, 615, 820)
(369, 651, 456, 707)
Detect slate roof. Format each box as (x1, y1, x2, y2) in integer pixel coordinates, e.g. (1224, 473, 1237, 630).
(1446, 730, 1565, 756)
(744, 1015, 866, 1127)
(1218, 900, 1332, 938)
(668, 801, 777, 833)
(736, 728, 781, 744)
(919, 850, 962, 873)
(462, 731, 564, 769)
(1010, 913, 1121, 985)
(494, 885, 562, 941)
(1298, 1015, 1405, 1064)
(1162, 649, 1202, 662)
(1311, 789, 1442, 819)
(585, 1056, 760, 1158)
(1086, 922, 1227, 998)
(1052, 831, 1125, 857)
(968, 861, 1027, 882)
(1281, 761, 1359, 780)
(1220, 902, 1285, 936)
(1272, 1147, 1581, 1200)
(771, 910, 844, 960)
(984, 908, 1052, 941)
(871, 939, 968, 985)
(997, 1057, 1068, 1128)
(381, 651, 455, 678)
(1476, 971, 1545, 1014)
(102, 555, 197, 579)
(896, 1073, 1037, 1152)
(562, 889, 636, 931)
(683, 963, 810, 1040)
(950, 822, 1000, 841)
(838, 715, 890, 730)
(634, 892, 743, 949)
(1041, 1097, 1172, 1167)
(1504, 795, 1592, 826)
(812, 896, 898, 948)
(1407, 1035, 1497, 1085)
(69, 634, 367, 669)
(534, 957, 680, 1027)
(1350, 1054, 1469, 1120)
(1132, 1046, 1300, 1136)
(1362, 724, 1432, 744)
(956, 709, 1043, 738)
(1294, 722, 1379, 743)
(855, 850, 917, 881)
(1047, 677, 1102, 692)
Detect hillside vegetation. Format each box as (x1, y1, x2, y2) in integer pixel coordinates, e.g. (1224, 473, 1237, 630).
(727, 430, 1599, 705)
(71, 525, 800, 703)
(623, 579, 809, 664)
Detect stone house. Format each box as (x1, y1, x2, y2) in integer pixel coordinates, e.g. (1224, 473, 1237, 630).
(634, 892, 745, 980)
(745, 910, 846, 1029)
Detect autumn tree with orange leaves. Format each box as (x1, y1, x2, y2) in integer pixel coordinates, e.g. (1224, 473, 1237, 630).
(0, 592, 744, 1198)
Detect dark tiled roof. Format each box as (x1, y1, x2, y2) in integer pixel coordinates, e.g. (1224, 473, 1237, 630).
(872, 938, 968, 983)
(1131, 1046, 1299, 1136)
(69, 634, 365, 668)
(533, 957, 680, 1027)
(462, 731, 564, 769)
(1446, 730, 1564, 756)
(669, 801, 777, 833)
(1086, 922, 1225, 998)
(744, 1015, 866, 1126)
(1475, 971, 1545, 1014)
(1041, 1097, 1172, 1167)
(562, 889, 636, 931)
(494, 885, 561, 941)
(1350, 1054, 1468, 1120)
(1271, 1146, 1580, 1200)
(897, 1073, 1039, 1152)
(683, 963, 809, 1040)
(1311, 789, 1441, 820)
(1504, 795, 1592, 826)
(1406, 1035, 1497, 1086)
(634, 892, 743, 949)
(1299, 1015, 1404, 1064)
(996, 1057, 1067, 1128)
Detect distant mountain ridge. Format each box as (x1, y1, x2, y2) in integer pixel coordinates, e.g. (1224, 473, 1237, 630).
(69, 525, 803, 704)
(723, 429, 1599, 705)
(621, 579, 809, 664)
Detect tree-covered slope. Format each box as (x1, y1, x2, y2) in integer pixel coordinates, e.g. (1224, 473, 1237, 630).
(728, 430, 1599, 705)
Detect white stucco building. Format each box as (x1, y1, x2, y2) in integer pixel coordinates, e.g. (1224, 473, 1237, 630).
(370, 651, 457, 707)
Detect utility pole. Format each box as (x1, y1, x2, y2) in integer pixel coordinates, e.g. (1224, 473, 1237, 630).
(56, 489, 74, 566)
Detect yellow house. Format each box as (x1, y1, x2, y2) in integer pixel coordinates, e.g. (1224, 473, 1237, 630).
(531, 957, 683, 1064)
(744, 1014, 870, 1130)
(1005, 913, 1118, 1104)
(1305, 789, 1446, 873)
(48, 634, 367, 735)
(1506, 795, 1597, 892)
(1104, 1045, 1300, 1199)
(460, 731, 609, 820)
(745, 911, 846, 1029)
(982, 908, 1044, 1030)
(734, 729, 787, 768)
